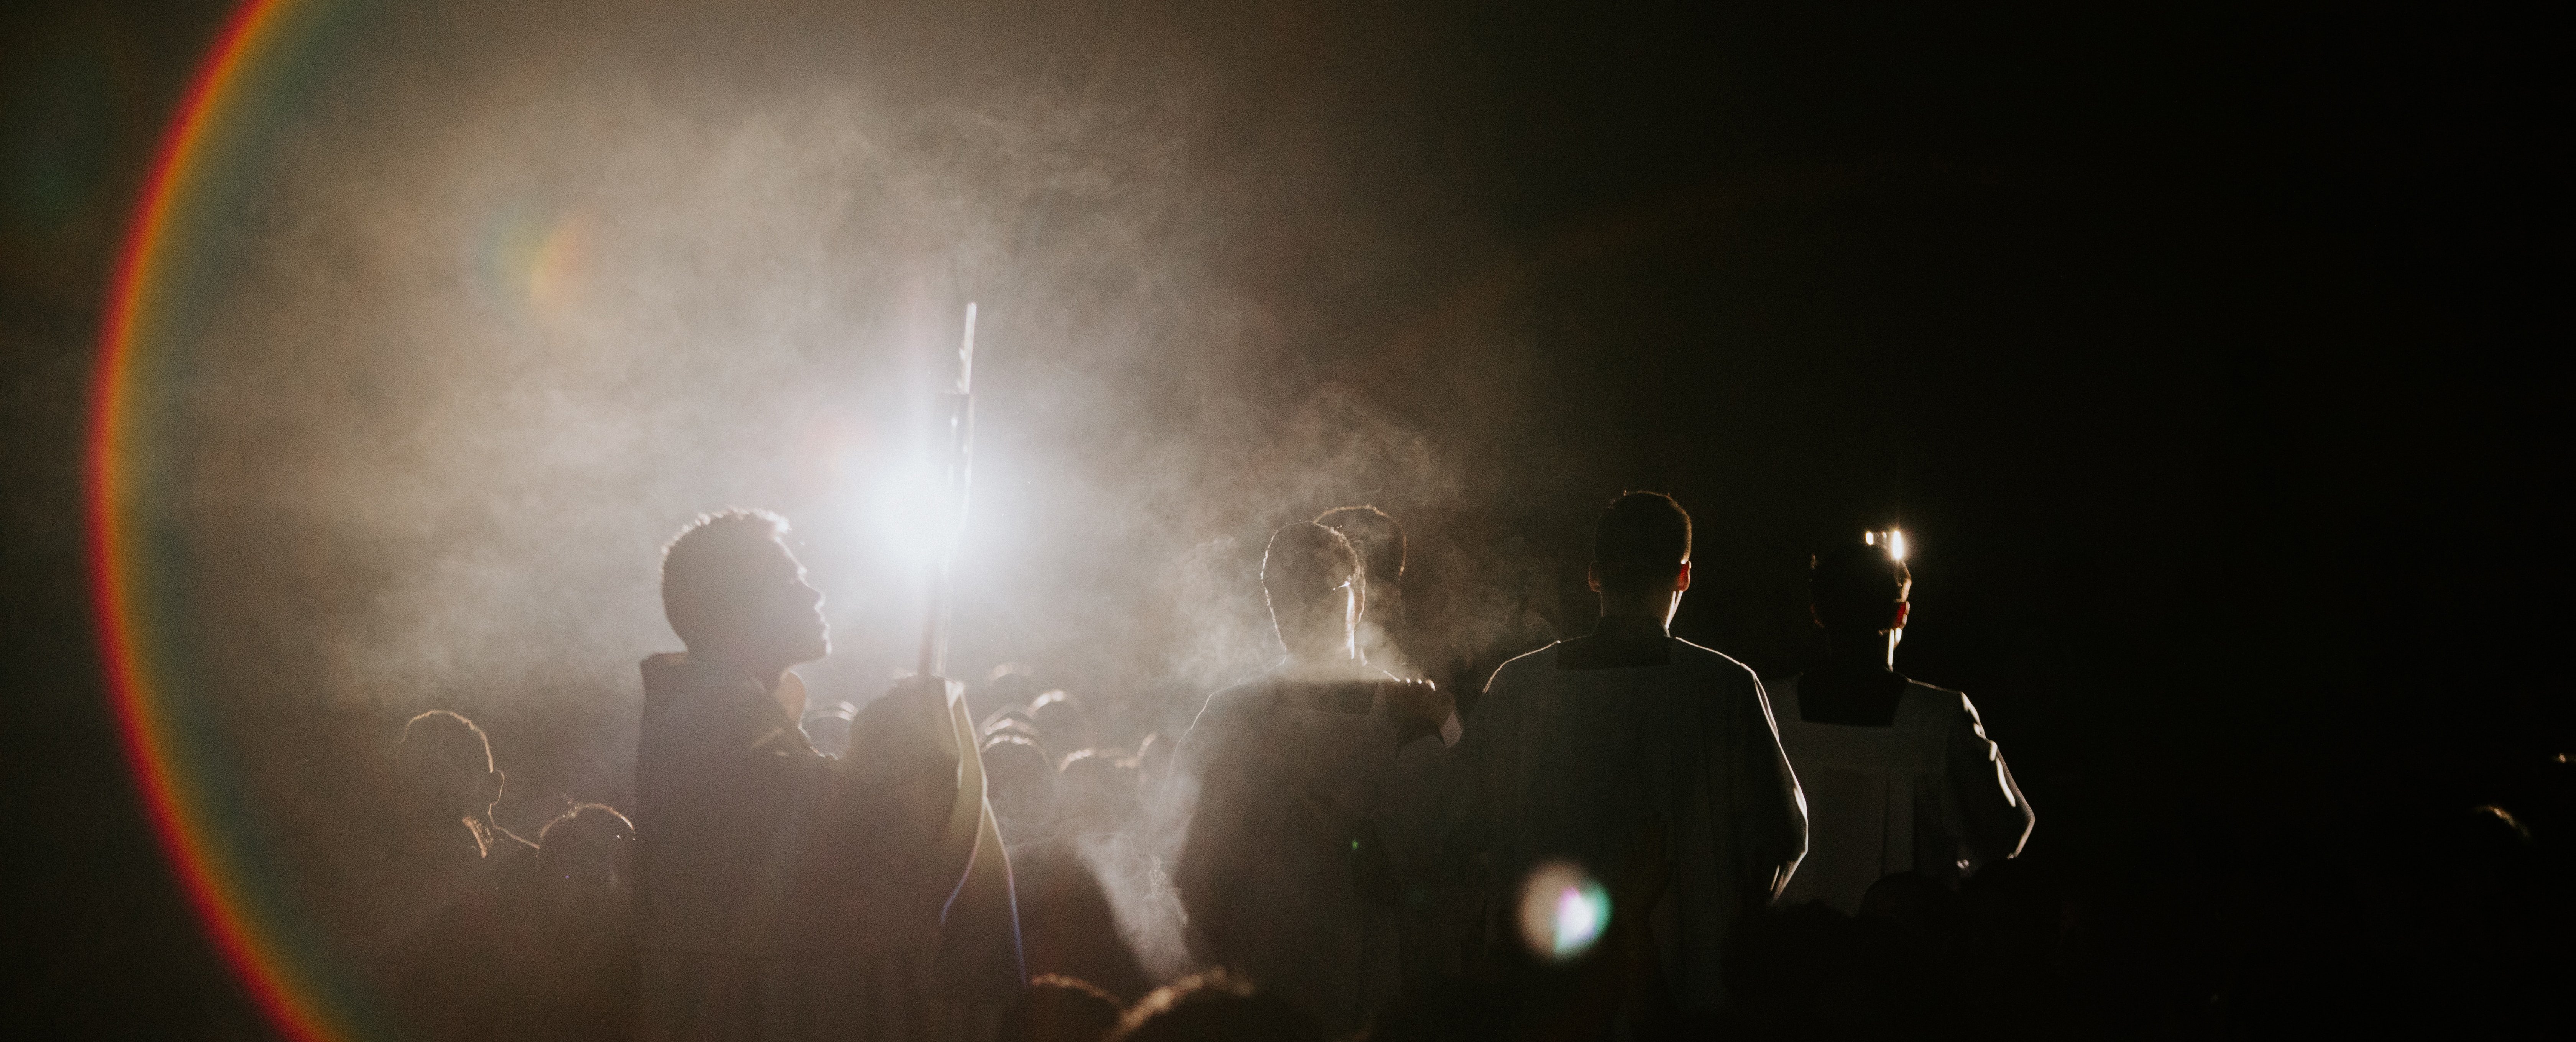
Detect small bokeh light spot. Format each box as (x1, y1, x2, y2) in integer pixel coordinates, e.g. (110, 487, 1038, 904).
(1517, 860, 1611, 963)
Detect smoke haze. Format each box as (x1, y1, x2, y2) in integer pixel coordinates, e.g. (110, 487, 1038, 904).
(160, 0, 1591, 889)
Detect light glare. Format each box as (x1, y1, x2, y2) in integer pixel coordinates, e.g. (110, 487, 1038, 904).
(1517, 860, 1611, 962)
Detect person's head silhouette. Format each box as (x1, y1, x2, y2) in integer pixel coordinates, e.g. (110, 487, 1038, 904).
(396, 709, 506, 837)
(1263, 521, 1363, 665)
(1589, 491, 1692, 627)
(660, 509, 829, 683)
(1316, 504, 1410, 668)
(1811, 537, 1912, 667)
(537, 802, 637, 898)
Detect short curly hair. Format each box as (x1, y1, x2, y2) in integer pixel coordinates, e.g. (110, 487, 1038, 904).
(659, 509, 790, 650)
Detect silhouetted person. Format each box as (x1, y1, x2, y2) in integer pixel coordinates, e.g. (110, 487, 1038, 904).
(984, 712, 1047, 751)
(1013, 748, 1153, 1000)
(1170, 522, 1459, 1033)
(984, 734, 1061, 846)
(393, 708, 538, 871)
(1315, 505, 1475, 989)
(519, 803, 642, 1042)
(1057, 749, 1143, 837)
(1315, 505, 1410, 675)
(996, 975, 1125, 1042)
(632, 509, 998, 1041)
(367, 709, 539, 1040)
(1107, 970, 1326, 1042)
(1030, 690, 1099, 754)
(1773, 538, 2033, 913)
(1442, 491, 1807, 1026)
(1014, 747, 1155, 1004)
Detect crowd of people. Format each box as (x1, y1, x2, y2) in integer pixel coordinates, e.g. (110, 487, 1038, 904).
(347, 494, 2566, 1041)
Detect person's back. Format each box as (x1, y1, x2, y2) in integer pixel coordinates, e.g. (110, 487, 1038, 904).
(1472, 637, 1803, 1013)
(516, 803, 641, 1042)
(1773, 535, 2033, 914)
(1448, 492, 1806, 1021)
(1168, 522, 1457, 1033)
(1774, 676, 2022, 910)
(370, 709, 539, 1042)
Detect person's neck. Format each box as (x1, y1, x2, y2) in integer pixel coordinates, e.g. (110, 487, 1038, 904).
(1820, 631, 1899, 673)
(401, 811, 493, 858)
(1590, 612, 1671, 643)
(693, 650, 789, 692)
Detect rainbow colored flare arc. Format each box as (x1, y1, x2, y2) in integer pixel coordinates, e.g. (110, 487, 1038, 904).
(90, 1, 354, 1039)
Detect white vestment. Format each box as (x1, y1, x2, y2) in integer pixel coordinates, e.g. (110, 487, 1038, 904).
(1449, 638, 1807, 1016)
(1770, 676, 2034, 914)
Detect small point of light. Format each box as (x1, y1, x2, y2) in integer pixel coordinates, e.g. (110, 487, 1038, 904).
(1888, 529, 1907, 561)
(1517, 860, 1611, 963)
(1863, 532, 1876, 546)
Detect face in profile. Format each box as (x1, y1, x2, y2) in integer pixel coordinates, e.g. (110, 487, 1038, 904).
(730, 537, 830, 668)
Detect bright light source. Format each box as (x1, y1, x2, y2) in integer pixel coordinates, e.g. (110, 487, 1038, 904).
(862, 460, 957, 575)
(1516, 860, 1611, 962)
(1888, 529, 1906, 561)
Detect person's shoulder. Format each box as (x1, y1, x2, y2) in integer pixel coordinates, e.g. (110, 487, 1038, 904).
(1669, 638, 1761, 685)
(639, 651, 688, 689)
(1180, 664, 1282, 740)
(1201, 666, 1280, 713)
(1484, 642, 1563, 691)
(1899, 678, 1984, 721)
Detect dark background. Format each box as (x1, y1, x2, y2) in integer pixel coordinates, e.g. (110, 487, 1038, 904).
(4, 1, 2566, 1036)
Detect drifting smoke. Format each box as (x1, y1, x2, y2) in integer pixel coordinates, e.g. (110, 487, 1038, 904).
(157, 0, 1584, 965)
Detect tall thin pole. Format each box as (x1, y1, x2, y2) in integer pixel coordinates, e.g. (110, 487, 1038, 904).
(917, 302, 976, 677)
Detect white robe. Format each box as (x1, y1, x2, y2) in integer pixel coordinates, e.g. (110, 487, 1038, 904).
(1770, 676, 2033, 914)
(1447, 638, 1807, 1016)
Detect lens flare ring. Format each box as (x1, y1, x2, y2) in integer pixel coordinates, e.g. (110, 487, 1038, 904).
(1516, 860, 1612, 963)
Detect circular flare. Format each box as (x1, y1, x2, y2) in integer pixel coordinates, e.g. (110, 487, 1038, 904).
(1516, 860, 1612, 963)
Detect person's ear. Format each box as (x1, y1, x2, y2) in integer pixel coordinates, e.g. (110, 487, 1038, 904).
(1673, 560, 1692, 592)
(1586, 563, 1603, 594)
(1889, 601, 1910, 631)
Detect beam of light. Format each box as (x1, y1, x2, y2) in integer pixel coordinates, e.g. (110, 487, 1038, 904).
(1516, 860, 1612, 963)
(87, 2, 365, 1040)
(1888, 528, 1906, 561)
